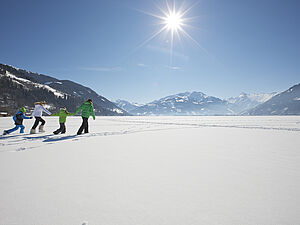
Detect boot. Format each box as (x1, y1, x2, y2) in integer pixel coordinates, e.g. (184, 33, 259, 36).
(3, 130, 8, 135)
(39, 125, 45, 133)
(30, 129, 36, 134)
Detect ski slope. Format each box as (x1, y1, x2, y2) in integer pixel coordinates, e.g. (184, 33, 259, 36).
(0, 116, 300, 225)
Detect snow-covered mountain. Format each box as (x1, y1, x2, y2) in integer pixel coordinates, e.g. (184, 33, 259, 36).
(0, 63, 128, 116)
(128, 91, 233, 116)
(114, 99, 143, 113)
(117, 91, 281, 116)
(245, 83, 300, 115)
(226, 92, 278, 114)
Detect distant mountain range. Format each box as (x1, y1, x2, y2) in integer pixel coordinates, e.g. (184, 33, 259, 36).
(127, 92, 233, 116)
(114, 91, 276, 116)
(114, 99, 143, 113)
(1, 63, 299, 116)
(245, 83, 300, 115)
(0, 63, 128, 116)
(226, 92, 277, 114)
(115, 85, 300, 116)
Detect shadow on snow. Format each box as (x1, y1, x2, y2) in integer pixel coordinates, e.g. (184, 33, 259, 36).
(43, 135, 78, 143)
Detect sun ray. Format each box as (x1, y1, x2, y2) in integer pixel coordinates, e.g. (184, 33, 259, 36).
(182, 16, 201, 22)
(178, 26, 209, 55)
(133, 8, 166, 21)
(170, 29, 175, 65)
(175, 27, 182, 42)
(133, 25, 168, 53)
(181, 0, 201, 17)
(181, 23, 204, 31)
(165, 0, 172, 15)
(153, 1, 169, 18)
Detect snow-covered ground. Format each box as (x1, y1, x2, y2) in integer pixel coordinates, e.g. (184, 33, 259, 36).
(0, 116, 300, 225)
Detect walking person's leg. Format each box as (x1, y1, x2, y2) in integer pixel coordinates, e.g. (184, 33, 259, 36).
(84, 118, 89, 133)
(39, 118, 46, 132)
(5, 126, 19, 134)
(31, 117, 42, 133)
(32, 117, 41, 129)
(40, 118, 45, 125)
(53, 123, 63, 134)
(61, 123, 66, 134)
(77, 117, 85, 135)
(19, 125, 25, 133)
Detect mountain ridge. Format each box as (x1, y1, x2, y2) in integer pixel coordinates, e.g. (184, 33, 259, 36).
(0, 63, 128, 116)
(245, 83, 300, 115)
(115, 90, 293, 116)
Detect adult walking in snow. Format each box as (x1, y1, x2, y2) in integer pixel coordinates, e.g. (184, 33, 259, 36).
(30, 101, 52, 134)
(3, 107, 32, 135)
(75, 99, 95, 135)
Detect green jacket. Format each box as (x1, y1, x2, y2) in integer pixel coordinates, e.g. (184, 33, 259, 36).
(51, 109, 74, 123)
(75, 102, 95, 119)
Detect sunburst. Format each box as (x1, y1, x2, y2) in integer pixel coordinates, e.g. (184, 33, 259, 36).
(165, 11, 183, 31)
(135, 0, 201, 65)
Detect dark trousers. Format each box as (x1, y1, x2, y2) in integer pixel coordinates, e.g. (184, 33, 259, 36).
(32, 117, 45, 129)
(77, 117, 89, 135)
(53, 123, 66, 134)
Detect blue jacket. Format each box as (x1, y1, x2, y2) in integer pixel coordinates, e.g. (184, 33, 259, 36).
(13, 111, 31, 125)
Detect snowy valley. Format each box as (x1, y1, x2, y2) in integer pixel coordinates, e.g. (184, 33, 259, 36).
(1, 116, 300, 225)
(1, 0, 299, 224)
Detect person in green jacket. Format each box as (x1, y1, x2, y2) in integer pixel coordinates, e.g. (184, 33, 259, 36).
(75, 99, 95, 135)
(51, 107, 74, 134)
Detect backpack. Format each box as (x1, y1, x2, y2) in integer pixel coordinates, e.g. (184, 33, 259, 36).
(13, 112, 23, 125)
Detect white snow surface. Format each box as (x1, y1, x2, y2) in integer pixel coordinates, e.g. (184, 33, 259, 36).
(0, 116, 300, 225)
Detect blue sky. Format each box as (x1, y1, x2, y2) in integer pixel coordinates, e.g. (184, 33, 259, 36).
(1, 0, 299, 103)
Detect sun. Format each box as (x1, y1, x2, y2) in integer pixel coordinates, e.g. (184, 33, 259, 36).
(165, 12, 183, 31)
(134, 0, 201, 65)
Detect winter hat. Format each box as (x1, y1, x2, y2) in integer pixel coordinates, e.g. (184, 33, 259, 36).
(60, 107, 69, 113)
(20, 107, 26, 113)
(34, 101, 46, 105)
(87, 99, 92, 103)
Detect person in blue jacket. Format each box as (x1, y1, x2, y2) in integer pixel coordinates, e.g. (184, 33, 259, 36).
(3, 107, 32, 135)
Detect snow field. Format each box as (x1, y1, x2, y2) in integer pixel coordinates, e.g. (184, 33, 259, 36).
(0, 116, 300, 225)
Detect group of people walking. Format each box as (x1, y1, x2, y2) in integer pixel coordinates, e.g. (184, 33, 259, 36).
(3, 99, 95, 136)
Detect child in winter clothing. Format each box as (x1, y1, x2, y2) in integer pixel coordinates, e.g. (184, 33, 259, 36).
(75, 99, 95, 135)
(3, 107, 32, 135)
(51, 107, 74, 134)
(30, 101, 52, 134)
